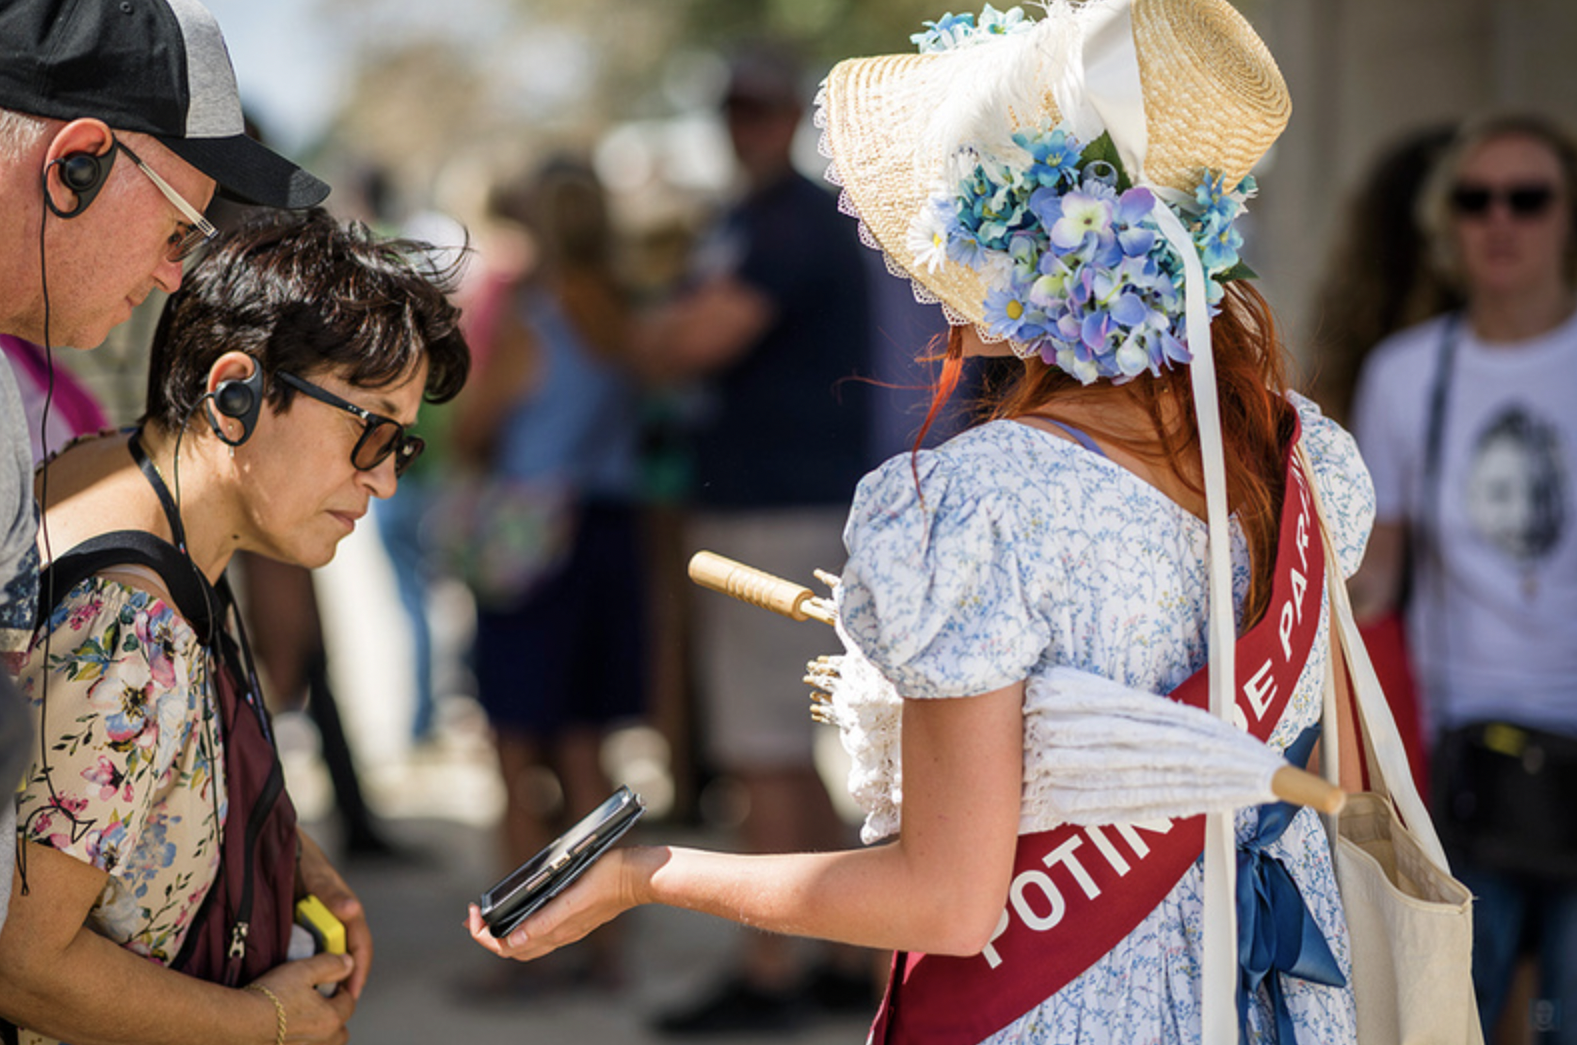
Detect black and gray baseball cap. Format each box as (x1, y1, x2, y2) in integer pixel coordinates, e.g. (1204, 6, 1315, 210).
(0, 0, 328, 208)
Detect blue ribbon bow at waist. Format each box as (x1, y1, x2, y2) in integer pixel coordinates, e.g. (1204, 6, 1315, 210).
(1236, 724, 1346, 1044)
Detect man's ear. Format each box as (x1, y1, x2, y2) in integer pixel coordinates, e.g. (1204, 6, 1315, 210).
(41, 118, 117, 219)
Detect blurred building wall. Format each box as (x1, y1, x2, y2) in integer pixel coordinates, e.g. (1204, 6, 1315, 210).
(1256, 0, 1577, 361)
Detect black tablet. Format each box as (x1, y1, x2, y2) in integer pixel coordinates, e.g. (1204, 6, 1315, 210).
(478, 785, 646, 939)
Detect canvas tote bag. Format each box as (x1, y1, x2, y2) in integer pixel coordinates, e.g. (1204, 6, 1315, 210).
(1302, 444, 1482, 1045)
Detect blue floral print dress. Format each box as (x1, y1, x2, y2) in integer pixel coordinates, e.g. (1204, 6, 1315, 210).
(835, 394, 1373, 1045)
(15, 573, 225, 980)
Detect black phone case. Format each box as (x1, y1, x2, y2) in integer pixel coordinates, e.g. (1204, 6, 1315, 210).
(479, 786, 645, 938)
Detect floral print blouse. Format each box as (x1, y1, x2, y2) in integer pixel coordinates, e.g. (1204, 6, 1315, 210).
(15, 573, 225, 970)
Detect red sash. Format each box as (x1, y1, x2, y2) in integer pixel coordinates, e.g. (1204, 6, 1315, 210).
(872, 432, 1326, 1045)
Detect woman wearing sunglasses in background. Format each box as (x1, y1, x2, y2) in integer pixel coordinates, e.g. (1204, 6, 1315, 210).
(0, 207, 469, 1045)
(1349, 113, 1577, 1042)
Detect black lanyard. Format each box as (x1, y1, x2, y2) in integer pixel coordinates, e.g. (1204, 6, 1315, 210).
(126, 428, 272, 744)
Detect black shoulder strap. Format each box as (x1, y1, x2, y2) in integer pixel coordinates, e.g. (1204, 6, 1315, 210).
(1396, 312, 1461, 612)
(37, 530, 221, 644)
(38, 436, 272, 739)
(1421, 312, 1461, 501)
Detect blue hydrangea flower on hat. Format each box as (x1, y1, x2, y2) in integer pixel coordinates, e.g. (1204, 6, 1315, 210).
(815, 0, 1289, 384)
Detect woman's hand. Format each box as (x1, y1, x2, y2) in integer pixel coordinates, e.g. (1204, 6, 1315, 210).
(296, 831, 374, 998)
(250, 953, 357, 1044)
(465, 847, 647, 962)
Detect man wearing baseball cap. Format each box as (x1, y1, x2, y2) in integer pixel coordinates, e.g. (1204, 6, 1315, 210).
(0, 0, 328, 978)
(0, 0, 329, 346)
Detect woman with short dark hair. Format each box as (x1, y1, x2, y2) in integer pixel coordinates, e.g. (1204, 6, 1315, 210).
(2, 207, 468, 1045)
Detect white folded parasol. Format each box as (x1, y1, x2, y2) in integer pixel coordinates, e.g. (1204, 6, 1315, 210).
(690, 549, 1343, 840)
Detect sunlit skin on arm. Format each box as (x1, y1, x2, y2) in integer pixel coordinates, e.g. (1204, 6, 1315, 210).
(468, 681, 1025, 961)
(0, 844, 356, 1045)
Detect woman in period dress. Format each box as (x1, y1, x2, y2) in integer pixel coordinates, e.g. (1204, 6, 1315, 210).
(468, 2, 1373, 1041)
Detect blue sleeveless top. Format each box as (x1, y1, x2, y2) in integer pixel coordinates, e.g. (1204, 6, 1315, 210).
(493, 287, 640, 499)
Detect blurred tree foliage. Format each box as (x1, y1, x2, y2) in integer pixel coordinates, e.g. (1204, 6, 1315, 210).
(315, 0, 1261, 222)
(673, 0, 941, 64)
(317, 0, 945, 212)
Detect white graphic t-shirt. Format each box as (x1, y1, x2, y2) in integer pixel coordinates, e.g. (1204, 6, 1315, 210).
(1353, 308, 1577, 735)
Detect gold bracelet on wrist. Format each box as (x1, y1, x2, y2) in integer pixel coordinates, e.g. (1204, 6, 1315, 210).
(244, 983, 286, 1045)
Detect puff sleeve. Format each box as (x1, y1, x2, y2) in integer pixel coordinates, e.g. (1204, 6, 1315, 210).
(1292, 392, 1376, 580)
(15, 578, 221, 961)
(837, 450, 1050, 700)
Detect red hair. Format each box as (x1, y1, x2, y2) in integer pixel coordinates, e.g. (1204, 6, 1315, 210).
(915, 282, 1295, 626)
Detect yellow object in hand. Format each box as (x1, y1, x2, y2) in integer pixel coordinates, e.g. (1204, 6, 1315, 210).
(294, 894, 346, 955)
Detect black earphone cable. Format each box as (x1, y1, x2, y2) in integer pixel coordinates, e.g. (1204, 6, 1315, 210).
(167, 400, 228, 877)
(19, 162, 73, 893)
(19, 175, 252, 896)
(18, 164, 210, 885)
(170, 398, 220, 634)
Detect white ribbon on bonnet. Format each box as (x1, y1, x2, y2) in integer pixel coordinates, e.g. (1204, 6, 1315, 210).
(1050, 8, 1241, 1033)
(917, 3, 1244, 1035)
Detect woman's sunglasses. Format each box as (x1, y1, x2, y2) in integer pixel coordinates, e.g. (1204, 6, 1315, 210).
(1450, 183, 1557, 219)
(275, 370, 425, 476)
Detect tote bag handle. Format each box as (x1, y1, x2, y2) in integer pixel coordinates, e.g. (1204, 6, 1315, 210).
(1296, 442, 1449, 871)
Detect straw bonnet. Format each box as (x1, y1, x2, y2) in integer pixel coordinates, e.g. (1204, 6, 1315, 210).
(816, 0, 1290, 345)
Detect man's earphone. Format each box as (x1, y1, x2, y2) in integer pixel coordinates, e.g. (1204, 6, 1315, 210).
(44, 148, 116, 219)
(205, 359, 265, 447)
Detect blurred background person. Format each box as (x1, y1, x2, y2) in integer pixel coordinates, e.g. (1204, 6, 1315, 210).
(632, 40, 878, 1036)
(346, 163, 453, 748)
(444, 155, 649, 995)
(1303, 124, 1461, 800)
(356, 163, 493, 753)
(1307, 125, 1461, 429)
(1349, 112, 1577, 1043)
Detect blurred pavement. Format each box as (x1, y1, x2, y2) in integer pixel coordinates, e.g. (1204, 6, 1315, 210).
(284, 524, 875, 1044)
(295, 778, 876, 1045)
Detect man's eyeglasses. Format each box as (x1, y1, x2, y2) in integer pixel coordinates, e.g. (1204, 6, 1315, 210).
(113, 137, 218, 262)
(1451, 182, 1558, 220)
(275, 370, 425, 477)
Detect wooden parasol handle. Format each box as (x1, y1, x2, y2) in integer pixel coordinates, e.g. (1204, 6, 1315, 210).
(1271, 765, 1346, 815)
(688, 553, 1344, 815)
(688, 551, 836, 626)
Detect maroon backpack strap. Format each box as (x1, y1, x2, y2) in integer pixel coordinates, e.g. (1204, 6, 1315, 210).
(174, 630, 297, 985)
